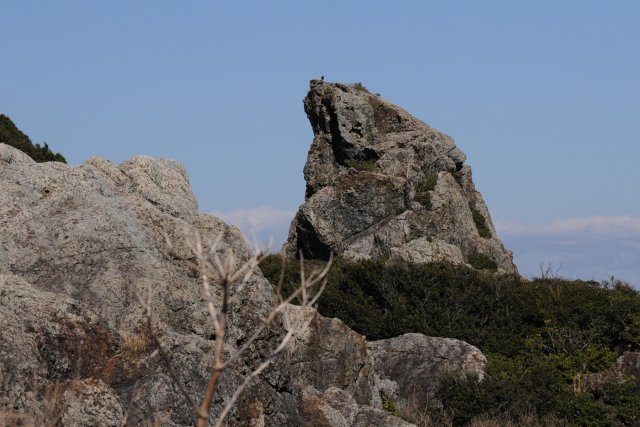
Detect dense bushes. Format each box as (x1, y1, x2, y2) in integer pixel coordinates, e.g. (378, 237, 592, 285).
(260, 256, 640, 426)
(0, 114, 66, 163)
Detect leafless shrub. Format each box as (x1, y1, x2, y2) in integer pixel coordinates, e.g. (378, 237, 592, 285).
(141, 231, 331, 427)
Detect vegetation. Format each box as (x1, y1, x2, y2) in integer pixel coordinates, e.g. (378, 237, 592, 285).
(414, 191, 432, 208)
(353, 82, 371, 93)
(414, 173, 438, 209)
(345, 158, 377, 171)
(469, 201, 491, 238)
(415, 173, 438, 192)
(260, 256, 640, 426)
(467, 251, 498, 270)
(0, 114, 66, 163)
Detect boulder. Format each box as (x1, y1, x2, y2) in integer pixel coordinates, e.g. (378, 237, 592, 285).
(0, 143, 295, 425)
(369, 333, 487, 408)
(285, 81, 517, 273)
(283, 304, 374, 405)
(299, 386, 415, 427)
(0, 143, 419, 426)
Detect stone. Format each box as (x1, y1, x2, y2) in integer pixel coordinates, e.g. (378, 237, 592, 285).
(0, 143, 295, 425)
(58, 379, 124, 427)
(299, 386, 415, 427)
(282, 304, 374, 405)
(285, 81, 517, 273)
(368, 333, 487, 408)
(0, 143, 419, 426)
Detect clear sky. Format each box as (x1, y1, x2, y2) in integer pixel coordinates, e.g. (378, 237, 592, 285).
(2, 1, 639, 285)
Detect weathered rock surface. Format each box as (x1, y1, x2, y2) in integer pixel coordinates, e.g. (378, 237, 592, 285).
(285, 81, 517, 273)
(369, 333, 487, 408)
(300, 386, 414, 427)
(0, 143, 299, 425)
(283, 304, 374, 405)
(1, 143, 425, 426)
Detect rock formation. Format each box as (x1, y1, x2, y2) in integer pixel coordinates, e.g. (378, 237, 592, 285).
(370, 333, 487, 408)
(0, 143, 485, 425)
(0, 143, 293, 425)
(285, 81, 517, 273)
(0, 87, 496, 427)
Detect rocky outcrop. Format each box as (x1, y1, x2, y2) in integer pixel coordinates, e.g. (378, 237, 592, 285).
(0, 143, 299, 425)
(0, 143, 425, 426)
(0, 141, 488, 425)
(300, 387, 414, 427)
(285, 81, 517, 273)
(283, 305, 374, 405)
(369, 333, 487, 408)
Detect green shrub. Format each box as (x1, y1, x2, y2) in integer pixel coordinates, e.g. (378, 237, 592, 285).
(259, 255, 640, 426)
(345, 158, 377, 171)
(0, 114, 66, 163)
(413, 173, 438, 209)
(415, 173, 438, 192)
(380, 392, 398, 416)
(414, 191, 431, 209)
(469, 201, 491, 238)
(353, 82, 371, 93)
(468, 251, 498, 270)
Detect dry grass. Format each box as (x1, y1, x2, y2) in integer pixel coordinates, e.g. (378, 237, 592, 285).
(117, 333, 150, 358)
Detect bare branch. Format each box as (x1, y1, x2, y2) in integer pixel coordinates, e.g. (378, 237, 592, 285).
(151, 231, 332, 427)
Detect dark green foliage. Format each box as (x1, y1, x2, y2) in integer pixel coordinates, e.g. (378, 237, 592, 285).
(413, 191, 431, 208)
(380, 391, 398, 416)
(468, 251, 498, 270)
(259, 256, 640, 425)
(415, 173, 438, 192)
(469, 201, 491, 238)
(414, 173, 438, 209)
(0, 114, 66, 163)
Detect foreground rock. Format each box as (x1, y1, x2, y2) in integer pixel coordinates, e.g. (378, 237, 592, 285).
(0, 143, 427, 426)
(300, 387, 414, 427)
(285, 81, 517, 273)
(0, 143, 296, 425)
(0, 142, 488, 425)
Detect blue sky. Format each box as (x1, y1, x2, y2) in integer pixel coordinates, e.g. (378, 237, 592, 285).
(2, 1, 639, 285)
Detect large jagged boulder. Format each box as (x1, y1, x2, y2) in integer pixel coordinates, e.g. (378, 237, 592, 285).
(0, 143, 297, 425)
(1, 143, 422, 426)
(285, 81, 517, 273)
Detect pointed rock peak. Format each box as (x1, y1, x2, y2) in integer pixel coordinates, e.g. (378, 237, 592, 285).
(285, 81, 517, 273)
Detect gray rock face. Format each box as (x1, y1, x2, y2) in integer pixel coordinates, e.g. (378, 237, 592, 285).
(300, 387, 415, 427)
(0, 144, 297, 425)
(285, 81, 517, 273)
(369, 333, 487, 408)
(283, 305, 374, 405)
(1, 143, 422, 426)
